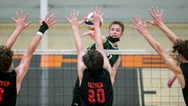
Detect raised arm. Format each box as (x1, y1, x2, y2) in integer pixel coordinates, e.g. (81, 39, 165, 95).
(90, 7, 114, 83)
(131, 16, 169, 66)
(6, 11, 31, 49)
(15, 12, 56, 94)
(81, 12, 107, 43)
(67, 11, 85, 54)
(131, 16, 185, 88)
(147, 7, 180, 87)
(91, 9, 104, 51)
(67, 10, 86, 83)
(112, 56, 121, 78)
(147, 7, 178, 44)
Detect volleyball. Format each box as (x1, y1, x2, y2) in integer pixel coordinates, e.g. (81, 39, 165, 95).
(84, 12, 103, 30)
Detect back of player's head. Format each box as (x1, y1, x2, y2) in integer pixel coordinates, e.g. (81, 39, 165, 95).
(0, 45, 13, 72)
(109, 20, 125, 33)
(172, 39, 188, 60)
(83, 50, 104, 74)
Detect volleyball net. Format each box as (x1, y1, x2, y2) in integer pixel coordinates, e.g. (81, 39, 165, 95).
(13, 49, 185, 106)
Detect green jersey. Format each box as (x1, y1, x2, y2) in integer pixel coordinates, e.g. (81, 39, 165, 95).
(87, 38, 119, 67)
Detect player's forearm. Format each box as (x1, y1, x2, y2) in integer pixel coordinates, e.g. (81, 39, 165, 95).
(5, 28, 23, 49)
(73, 29, 84, 53)
(114, 56, 121, 71)
(17, 35, 42, 93)
(158, 23, 178, 44)
(24, 20, 49, 59)
(25, 35, 42, 57)
(142, 31, 165, 55)
(94, 25, 104, 50)
(19, 34, 42, 65)
(171, 75, 177, 82)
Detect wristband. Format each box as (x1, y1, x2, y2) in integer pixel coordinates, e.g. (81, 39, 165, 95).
(38, 21, 49, 34)
(37, 31, 44, 36)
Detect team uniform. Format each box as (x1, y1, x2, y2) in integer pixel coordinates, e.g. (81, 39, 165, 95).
(72, 37, 119, 106)
(0, 70, 17, 106)
(180, 63, 188, 105)
(88, 37, 119, 67)
(79, 69, 113, 106)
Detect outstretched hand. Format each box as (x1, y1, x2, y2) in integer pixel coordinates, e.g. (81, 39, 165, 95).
(131, 15, 147, 35)
(89, 6, 103, 26)
(39, 12, 56, 27)
(67, 10, 84, 30)
(147, 7, 163, 26)
(12, 11, 32, 30)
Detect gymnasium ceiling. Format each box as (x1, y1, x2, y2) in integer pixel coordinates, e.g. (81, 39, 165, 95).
(0, 0, 188, 23)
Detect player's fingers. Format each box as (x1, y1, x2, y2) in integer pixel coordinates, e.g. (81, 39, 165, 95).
(160, 9, 163, 16)
(20, 10, 23, 19)
(16, 11, 19, 19)
(134, 16, 140, 23)
(12, 17, 17, 23)
(48, 21, 57, 27)
(25, 22, 32, 27)
(48, 13, 55, 23)
(128, 25, 136, 29)
(76, 11, 79, 17)
(148, 9, 155, 19)
(23, 12, 29, 22)
(80, 19, 85, 24)
(44, 12, 49, 21)
(130, 19, 137, 26)
(38, 17, 42, 25)
(146, 20, 153, 24)
(66, 16, 71, 22)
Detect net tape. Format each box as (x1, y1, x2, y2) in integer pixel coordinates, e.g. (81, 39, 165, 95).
(13, 49, 174, 55)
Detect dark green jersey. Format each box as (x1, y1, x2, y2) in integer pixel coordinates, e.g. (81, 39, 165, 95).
(87, 37, 119, 67)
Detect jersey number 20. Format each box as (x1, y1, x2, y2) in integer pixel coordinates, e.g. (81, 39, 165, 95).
(88, 89, 105, 103)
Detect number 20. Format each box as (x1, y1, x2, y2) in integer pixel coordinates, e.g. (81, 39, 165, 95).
(88, 89, 105, 103)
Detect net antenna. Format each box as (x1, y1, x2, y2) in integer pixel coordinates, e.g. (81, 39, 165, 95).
(40, 0, 49, 105)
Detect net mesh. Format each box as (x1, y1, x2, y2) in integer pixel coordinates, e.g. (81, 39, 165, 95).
(13, 49, 185, 106)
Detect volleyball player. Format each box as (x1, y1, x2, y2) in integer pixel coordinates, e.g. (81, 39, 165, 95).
(67, 7, 116, 106)
(83, 20, 124, 67)
(131, 14, 188, 105)
(71, 14, 124, 106)
(0, 12, 56, 106)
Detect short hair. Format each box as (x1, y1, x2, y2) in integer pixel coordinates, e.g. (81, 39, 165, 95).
(82, 50, 104, 74)
(109, 20, 125, 33)
(0, 45, 13, 72)
(173, 39, 188, 60)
